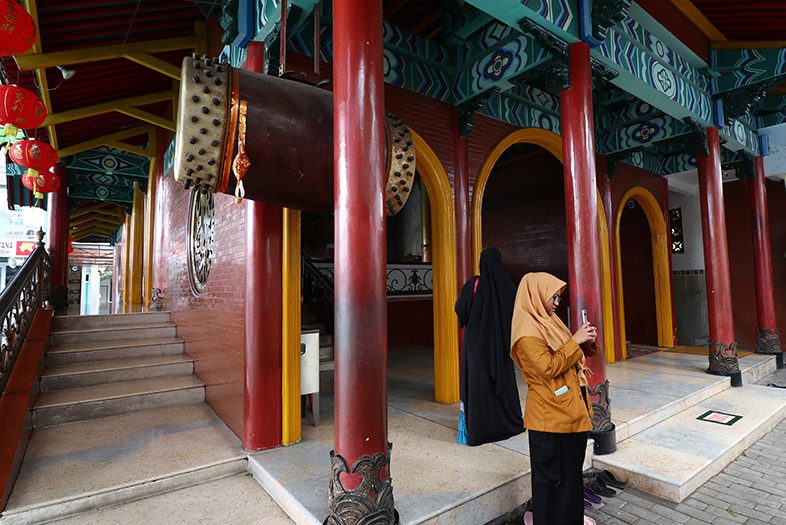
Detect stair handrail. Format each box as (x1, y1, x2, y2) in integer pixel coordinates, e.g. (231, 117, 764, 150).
(0, 238, 52, 394)
(302, 252, 334, 301)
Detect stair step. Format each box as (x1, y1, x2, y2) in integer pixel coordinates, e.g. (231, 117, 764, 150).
(50, 323, 177, 346)
(0, 404, 245, 525)
(41, 354, 194, 392)
(52, 312, 171, 331)
(47, 337, 184, 366)
(594, 385, 786, 502)
(33, 375, 205, 427)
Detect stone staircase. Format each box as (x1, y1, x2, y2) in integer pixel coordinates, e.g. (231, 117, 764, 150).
(34, 312, 203, 428)
(0, 312, 250, 525)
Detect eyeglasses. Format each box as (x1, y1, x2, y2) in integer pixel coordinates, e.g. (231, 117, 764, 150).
(552, 294, 561, 305)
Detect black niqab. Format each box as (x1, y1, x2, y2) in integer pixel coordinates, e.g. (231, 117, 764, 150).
(455, 247, 524, 446)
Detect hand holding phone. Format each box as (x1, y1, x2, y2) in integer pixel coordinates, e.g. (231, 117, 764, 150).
(572, 309, 597, 345)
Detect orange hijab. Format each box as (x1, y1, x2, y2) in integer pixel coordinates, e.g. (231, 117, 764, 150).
(510, 272, 590, 386)
(510, 272, 571, 352)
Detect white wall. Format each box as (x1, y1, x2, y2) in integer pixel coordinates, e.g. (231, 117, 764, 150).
(669, 191, 705, 271)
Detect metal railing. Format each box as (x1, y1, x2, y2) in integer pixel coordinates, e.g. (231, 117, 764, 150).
(0, 241, 52, 394)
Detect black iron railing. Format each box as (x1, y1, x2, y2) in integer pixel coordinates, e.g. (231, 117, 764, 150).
(302, 252, 335, 331)
(0, 241, 52, 394)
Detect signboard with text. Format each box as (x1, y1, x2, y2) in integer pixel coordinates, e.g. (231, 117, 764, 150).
(0, 239, 37, 258)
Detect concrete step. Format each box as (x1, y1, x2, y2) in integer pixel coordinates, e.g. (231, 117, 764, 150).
(594, 384, 786, 503)
(45, 474, 294, 525)
(51, 312, 171, 331)
(33, 375, 205, 427)
(1, 404, 246, 525)
(50, 323, 177, 346)
(40, 354, 194, 392)
(47, 338, 184, 366)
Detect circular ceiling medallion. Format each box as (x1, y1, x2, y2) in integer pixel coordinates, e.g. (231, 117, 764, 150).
(187, 187, 215, 296)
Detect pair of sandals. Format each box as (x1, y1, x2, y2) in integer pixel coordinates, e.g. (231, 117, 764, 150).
(583, 469, 627, 510)
(522, 511, 595, 525)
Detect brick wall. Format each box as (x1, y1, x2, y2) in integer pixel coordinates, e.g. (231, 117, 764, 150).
(154, 156, 247, 438)
(620, 201, 659, 345)
(724, 179, 786, 350)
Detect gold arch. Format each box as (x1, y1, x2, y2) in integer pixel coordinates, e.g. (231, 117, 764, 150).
(471, 128, 616, 362)
(412, 130, 460, 403)
(614, 186, 675, 355)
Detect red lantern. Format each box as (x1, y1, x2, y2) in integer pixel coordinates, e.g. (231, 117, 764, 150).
(68, 235, 74, 254)
(9, 138, 58, 173)
(21, 167, 60, 194)
(0, 85, 47, 137)
(0, 0, 36, 57)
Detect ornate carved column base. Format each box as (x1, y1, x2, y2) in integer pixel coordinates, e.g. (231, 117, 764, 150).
(588, 380, 616, 455)
(756, 328, 784, 369)
(707, 341, 742, 387)
(325, 445, 398, 525)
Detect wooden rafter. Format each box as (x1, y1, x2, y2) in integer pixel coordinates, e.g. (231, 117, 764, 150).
(70, 214, 123, 228)
(57, 126, 151, 159)
(43, 91, 174, 127)
(711, 41, 786, 50)
(411, 7, 442, 35)
(122, 52, 181, 80)
(21, 0, 57, 151)
(114, 106, 176, 132)
(15, 36, 198, 71)
(667, 0, 726, 42)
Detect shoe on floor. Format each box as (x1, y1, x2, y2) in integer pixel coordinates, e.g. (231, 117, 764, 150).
(523, 510, 533, 525)
(584, 516, 596, 525)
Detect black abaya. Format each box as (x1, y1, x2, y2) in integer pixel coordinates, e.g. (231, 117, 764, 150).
(455, 248, 524, 446)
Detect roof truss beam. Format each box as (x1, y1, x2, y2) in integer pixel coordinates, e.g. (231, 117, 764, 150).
(121, 52, 181, 80)
(15, 35, 199, 71)
(21, 0, 57, 150)
(43, 91, 174, 128)
(57, 126, 152, 159)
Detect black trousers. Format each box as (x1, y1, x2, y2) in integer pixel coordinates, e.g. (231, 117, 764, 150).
(528, 430, 588, 525)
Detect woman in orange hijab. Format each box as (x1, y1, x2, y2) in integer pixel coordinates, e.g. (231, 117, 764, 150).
(510, 273, 597, 525)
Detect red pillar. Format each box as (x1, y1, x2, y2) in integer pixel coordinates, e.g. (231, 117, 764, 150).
(600, 160, 622, 362)
(243, 41, 284, 450)
(560, 43, 610, 431)
(47, 164, 69, 309)
(453, 108, 472, 287)
(697, 127, 741, 385)
(749, 156, 783, 368)
(330, 0, 394, 521)
(453, 108, 472, 359)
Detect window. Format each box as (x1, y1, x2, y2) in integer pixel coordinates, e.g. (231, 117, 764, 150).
(670, 208, 684, 254)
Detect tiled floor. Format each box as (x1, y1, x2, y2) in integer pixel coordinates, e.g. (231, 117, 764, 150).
(249, 345, 780, 524)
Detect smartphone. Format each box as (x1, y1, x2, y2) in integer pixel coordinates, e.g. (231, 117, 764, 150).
(581, 308, 589, 325)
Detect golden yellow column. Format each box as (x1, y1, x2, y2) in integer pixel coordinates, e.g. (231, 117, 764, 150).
(281, 207, 301, 445)
(143, 131, 158, 308)
(121, 214, 131, 305)
(128, 182, 145, 306)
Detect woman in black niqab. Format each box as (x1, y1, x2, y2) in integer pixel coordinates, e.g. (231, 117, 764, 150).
(455, 247, 524, 446)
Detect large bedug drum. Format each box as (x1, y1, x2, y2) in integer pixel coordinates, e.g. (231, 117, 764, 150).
(173, 55, 416, 215)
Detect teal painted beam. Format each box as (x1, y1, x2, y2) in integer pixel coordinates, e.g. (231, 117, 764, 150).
(714, 48, 786, 94)
(597, 115, 691, 155)
(463, 0, 579, 42)
(62, 147, 150, 178)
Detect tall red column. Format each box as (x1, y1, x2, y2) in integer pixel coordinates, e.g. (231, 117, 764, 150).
(749, 156, 783, 368)
(697, 127, 741, 385)
(600, 160, 622, 362)
(453, 108, 472, 288)
(560, 43, 610, 435)
(47, 165, 69, 309)
(243, 41, 284, 450)
(330, 0, 394, 521)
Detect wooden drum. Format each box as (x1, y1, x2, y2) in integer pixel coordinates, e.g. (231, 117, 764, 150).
(173, 55, 416, 215)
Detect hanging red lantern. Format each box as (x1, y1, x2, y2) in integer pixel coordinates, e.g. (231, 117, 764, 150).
(0, 85, 47, 137)
(0, 0, 37, 57)
(9, 138, 58, 171)
(21, 167, 60, 195)
(68, 235, 74, 254)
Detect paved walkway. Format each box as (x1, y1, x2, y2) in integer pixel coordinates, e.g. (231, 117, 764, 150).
(584, 367, 786, 525)
(494, 367, 786, 525)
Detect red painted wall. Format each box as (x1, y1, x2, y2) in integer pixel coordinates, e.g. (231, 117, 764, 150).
(620, 202, 659, 345)
(154, 162, 247, 438)
(725, 179, 786, 350)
